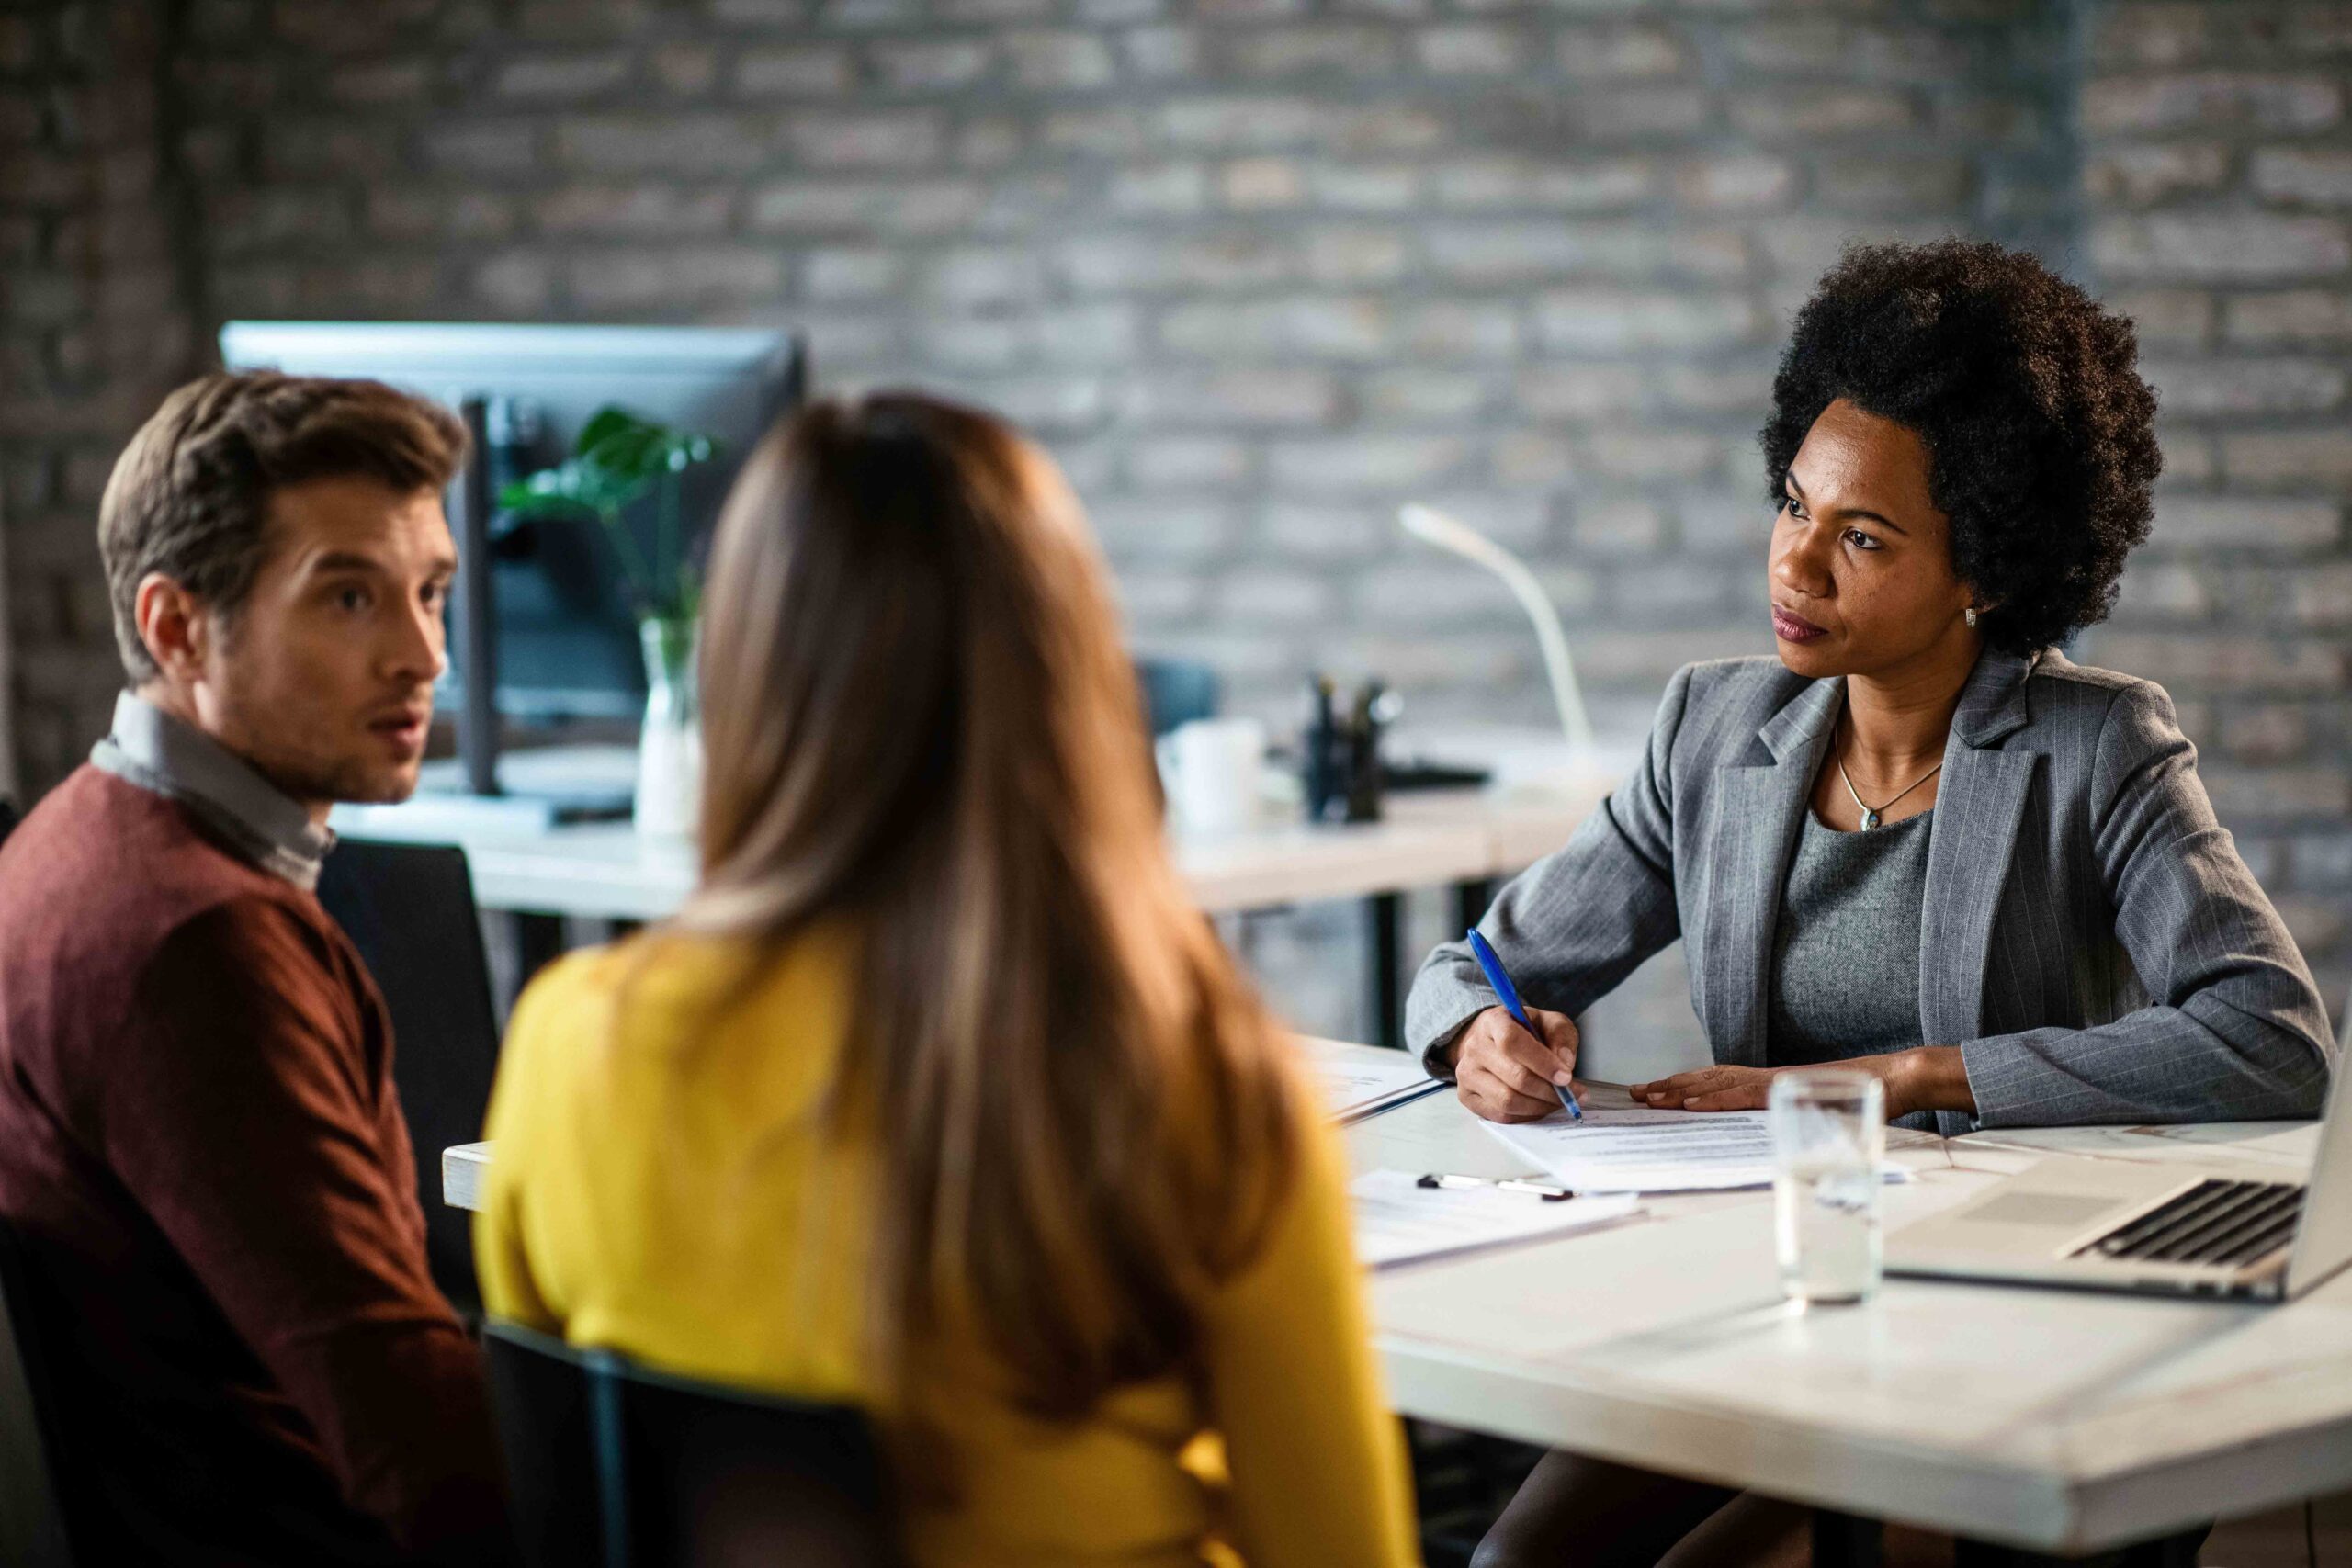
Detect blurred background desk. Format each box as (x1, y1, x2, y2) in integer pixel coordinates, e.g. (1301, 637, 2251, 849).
(342, 773, 1618, 1051)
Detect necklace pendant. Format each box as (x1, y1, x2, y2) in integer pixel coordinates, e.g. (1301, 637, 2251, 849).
(1860, 808, 1881, 830)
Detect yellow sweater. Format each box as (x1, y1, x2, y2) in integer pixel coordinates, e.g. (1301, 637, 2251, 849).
(474, 929, 1420, 1568)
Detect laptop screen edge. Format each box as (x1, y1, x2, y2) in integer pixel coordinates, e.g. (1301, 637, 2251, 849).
(2284, 1042, 2352, 1298)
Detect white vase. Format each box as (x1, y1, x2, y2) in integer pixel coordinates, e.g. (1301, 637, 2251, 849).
(635, 616, 700, 840)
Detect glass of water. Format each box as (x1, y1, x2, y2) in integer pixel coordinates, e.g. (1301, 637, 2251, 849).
(1768, 1070, 1886, 1305)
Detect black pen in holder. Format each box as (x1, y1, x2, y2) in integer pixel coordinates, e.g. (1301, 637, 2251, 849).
(1302, 674, 1396, 825)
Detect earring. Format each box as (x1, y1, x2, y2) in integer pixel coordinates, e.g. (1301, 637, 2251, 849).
(1964, 606, 1978, 629)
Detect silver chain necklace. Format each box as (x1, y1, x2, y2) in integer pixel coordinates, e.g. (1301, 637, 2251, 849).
(1836, 733, 1941, 830)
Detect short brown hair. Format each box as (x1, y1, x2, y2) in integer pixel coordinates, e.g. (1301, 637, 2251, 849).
(98, 370, 468, 681)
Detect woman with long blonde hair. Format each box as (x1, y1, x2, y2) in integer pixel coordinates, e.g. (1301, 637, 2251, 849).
(474, 392, 1419, 1567)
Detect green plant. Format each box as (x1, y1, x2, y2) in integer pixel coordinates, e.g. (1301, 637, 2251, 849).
(499, 405, 719, 624)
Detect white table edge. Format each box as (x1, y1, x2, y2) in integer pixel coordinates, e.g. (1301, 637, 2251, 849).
(1374, 1309, 2352, 1553)
(437, 1106, 2351, 1553)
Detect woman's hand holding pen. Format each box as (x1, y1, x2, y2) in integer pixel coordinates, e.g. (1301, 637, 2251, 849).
(1448, 1006, 1587, 1124)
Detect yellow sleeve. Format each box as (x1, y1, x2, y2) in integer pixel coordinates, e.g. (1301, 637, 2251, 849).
(1202, 1095, 1421, 1568)
(469, 957, 578, 1333)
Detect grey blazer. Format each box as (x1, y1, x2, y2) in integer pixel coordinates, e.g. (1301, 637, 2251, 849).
(1406, 649, 2335, 1135)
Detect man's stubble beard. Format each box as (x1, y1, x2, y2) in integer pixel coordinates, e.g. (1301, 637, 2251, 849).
(235, 731, 423, 810)
(321, 757, 423, 805)
(211, 680, 429, 808)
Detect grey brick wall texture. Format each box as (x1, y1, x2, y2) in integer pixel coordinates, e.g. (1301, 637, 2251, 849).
(2074, 0, 2352, 1034)
(3, 0, 2347, 1047)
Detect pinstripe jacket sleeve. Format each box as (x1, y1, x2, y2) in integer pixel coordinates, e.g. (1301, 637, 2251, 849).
(1403, 662, 1695, 1079)
(1955, 678, 2333, 1126)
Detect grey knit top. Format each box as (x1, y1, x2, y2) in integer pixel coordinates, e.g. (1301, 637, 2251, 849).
(1767, 807, 1933, 1069)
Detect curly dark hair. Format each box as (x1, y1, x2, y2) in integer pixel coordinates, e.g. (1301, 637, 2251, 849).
(1758, 239, 2162, 657)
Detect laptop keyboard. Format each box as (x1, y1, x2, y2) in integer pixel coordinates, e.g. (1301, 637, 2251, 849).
(2073, 1178, 2305, 1269)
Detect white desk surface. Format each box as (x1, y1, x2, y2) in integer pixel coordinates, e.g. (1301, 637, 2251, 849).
(443, 1041, 2352, 1553)
(349, 778, 1614, 921)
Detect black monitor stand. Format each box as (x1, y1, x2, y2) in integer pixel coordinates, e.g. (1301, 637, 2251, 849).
(449, 397, 501, 797)
(424, 397, 638, 826)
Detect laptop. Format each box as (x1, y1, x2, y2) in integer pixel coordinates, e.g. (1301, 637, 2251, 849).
(1885, 1038, 2352, 1303)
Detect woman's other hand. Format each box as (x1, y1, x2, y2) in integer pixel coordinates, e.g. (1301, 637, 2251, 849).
(1627, 1065, 1781, 1112)
(1449, 1006, 1583, 1123)
(1630, 1048, 1968, 1118)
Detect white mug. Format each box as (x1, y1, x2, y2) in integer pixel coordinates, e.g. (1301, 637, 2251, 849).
(1157, 717, 1265, 836)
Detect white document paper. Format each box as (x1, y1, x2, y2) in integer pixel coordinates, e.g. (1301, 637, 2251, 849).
(1349, 1169, 1642, 1269)
(1487, 1094, 1911, 1195)
(1306, 1043, 1446, 1122)
(1487, 1107, 1786, 1193)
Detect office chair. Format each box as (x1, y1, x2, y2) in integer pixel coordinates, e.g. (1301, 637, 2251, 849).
(482, 1321, 899, 1568)
(0, 1220, 79, 1567)
(315, 840, 503, 1317)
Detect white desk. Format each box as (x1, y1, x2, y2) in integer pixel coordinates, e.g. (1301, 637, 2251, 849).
(347, 781, 1611, 919)
(349, 775, 1617, 1049)
(442, 1041, 2352, 1557)
(398, 808, 1526, 924)
(1351, 1059, 2350, 1558)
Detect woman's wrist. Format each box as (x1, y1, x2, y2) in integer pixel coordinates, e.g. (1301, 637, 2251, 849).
(1885, 1045, 1972, 1119)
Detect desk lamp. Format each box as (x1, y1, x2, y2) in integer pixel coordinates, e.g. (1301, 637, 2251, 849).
(1397, 503, 1594, 750)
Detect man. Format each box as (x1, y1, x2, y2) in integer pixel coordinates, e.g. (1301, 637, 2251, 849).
(0, 372, 509, 1563)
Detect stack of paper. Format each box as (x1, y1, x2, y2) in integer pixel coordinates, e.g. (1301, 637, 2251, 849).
(1489, 1110, 1780, 1192)
(1487, 1092, 1907, 1194)
(1307, 1047, 1450, 1124)
(1349, 1169, 1641, 1269)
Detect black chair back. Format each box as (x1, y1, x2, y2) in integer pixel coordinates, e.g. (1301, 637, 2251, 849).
(0, 1220, 78, 1566)
(315, 839, 503, 1315)
(0, 797, 18, 847)
(482, 1321, 898, 1568)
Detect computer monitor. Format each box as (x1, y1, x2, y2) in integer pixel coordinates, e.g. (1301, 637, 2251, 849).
(219, 322, 804, 782)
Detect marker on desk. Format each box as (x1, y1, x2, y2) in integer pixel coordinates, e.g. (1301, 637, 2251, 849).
(1418, 1172, 1575, 1201)
(1464, 929, 1583, 1122)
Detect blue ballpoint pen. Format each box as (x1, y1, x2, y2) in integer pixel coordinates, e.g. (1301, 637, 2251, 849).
(1464, 929, 1583, 1122)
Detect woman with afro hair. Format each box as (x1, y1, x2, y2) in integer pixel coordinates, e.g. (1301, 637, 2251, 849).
(1404, 240, 2335, 1565)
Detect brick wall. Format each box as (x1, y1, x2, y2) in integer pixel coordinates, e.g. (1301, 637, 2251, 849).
(2, 0, 204, 804)
(2078, 0, 2352, 1025)
(4, 0, 2347, 1042)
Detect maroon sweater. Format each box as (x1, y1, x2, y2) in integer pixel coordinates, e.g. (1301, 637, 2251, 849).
(0, 768, 508, 1564)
